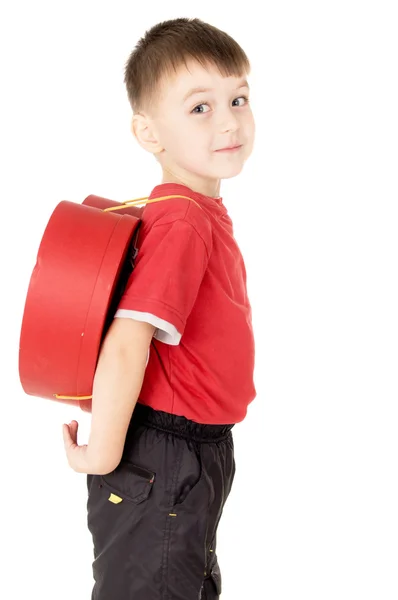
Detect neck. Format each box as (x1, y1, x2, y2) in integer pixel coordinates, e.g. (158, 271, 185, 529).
(160, 167, 221, 198)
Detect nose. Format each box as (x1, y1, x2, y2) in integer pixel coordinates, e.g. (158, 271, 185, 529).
(217, 108, 239, 133)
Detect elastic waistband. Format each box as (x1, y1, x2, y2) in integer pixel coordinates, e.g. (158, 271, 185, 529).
(130, 402, 234, 443)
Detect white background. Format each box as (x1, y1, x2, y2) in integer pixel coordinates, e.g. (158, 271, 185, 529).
(1, 1, 397, 599)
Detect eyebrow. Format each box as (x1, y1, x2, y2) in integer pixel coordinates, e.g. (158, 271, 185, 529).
(183, 79, 250, 102)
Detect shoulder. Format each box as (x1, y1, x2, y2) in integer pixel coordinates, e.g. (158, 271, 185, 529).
(141, 194, 212, 248)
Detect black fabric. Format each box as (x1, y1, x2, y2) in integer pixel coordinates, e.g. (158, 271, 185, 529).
(86, 402, 236, 599)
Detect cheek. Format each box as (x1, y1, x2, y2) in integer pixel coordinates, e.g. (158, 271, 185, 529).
(161, 117, 212, 159)
(176, 126, 209, 153)
(245, 113, 256, 137)
(161, 128, 185, 154)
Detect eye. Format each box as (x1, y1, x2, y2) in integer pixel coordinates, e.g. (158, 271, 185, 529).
(191, 103, 211, 114)
(191, 96, 250, 114)
(233, 95, 250, 107)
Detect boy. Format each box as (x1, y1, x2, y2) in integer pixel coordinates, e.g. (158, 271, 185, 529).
(62, 17, 256, 600)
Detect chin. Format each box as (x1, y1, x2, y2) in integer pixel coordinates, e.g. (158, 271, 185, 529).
(216, 164, 245, 179)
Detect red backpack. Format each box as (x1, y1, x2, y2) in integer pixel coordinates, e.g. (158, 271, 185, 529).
(18, 193, 201, 413)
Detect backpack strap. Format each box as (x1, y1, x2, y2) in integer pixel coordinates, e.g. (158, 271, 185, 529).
(101, 194, 203, 214)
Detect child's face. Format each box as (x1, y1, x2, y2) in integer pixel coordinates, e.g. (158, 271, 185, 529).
(145, 59, 255, 187)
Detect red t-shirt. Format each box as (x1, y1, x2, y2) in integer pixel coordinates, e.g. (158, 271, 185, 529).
(114, 182, 256, 424)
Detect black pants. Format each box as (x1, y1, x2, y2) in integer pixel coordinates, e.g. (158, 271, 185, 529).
(87, 402, 236, 599)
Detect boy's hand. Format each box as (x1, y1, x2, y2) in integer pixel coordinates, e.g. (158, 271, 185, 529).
(62, 420, 90, 473)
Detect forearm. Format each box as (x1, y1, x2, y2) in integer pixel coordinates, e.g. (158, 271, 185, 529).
(66, 318, 155, 476)
(84, 344, 146, 474)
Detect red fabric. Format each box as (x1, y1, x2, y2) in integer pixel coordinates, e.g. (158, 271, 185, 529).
(115, 183, 256, 424)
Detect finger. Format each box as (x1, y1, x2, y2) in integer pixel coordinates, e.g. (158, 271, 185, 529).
(62, 424, 71, 444)
(62, 424, 76, 449)
(69, 421, 78, 442)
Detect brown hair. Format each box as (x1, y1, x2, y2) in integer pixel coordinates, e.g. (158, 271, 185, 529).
(124, 17, 251, 113)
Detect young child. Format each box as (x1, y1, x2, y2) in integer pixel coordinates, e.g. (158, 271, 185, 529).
(62, 17, 256, 600)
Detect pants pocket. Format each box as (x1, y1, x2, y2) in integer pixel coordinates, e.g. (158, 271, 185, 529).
(173, 441, 204, 507)
(100, 459, 155, 504)
(208, 560, 222, 596)
(202, 560, 222, 599)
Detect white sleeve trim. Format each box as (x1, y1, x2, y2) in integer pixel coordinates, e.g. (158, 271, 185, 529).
(114, 309, 182, 346)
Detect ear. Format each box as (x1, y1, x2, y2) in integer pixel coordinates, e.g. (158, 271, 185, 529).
(131, 114, 164, 155)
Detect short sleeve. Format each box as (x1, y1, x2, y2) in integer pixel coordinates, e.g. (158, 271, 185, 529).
(114, 218, 212, 344)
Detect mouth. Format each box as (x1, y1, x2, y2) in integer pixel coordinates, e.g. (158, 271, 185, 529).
(215, 144, 242, 153)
